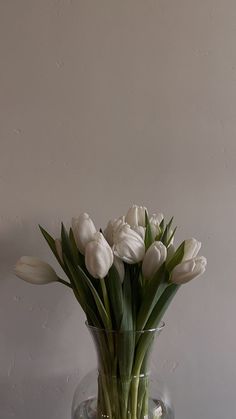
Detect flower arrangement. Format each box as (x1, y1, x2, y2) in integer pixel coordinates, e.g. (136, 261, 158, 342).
(15, 205, 207, 419)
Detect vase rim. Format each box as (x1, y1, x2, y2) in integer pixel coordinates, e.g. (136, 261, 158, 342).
(85, 320, 165, 334)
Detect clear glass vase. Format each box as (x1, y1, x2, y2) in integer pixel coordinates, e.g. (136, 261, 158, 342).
(72, 323, 174, 419)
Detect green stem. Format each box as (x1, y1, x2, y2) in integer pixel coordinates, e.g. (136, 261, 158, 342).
(100, 277, 112, 329)
(140, 390, 148, 419)
(131, 334, 155, 419)
(131, 376, 140, 419)
(137, 375, 148, 419)
(57, 277, 72, 288)
(98, 373, 113, 419)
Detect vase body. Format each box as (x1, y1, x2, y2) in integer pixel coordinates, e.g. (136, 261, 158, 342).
(72, 324, 174, 419)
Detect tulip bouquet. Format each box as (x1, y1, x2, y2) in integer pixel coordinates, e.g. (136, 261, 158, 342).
(15, 205, 207, 419)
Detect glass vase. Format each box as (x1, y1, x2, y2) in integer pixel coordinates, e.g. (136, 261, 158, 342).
(72, 323, 174, 419)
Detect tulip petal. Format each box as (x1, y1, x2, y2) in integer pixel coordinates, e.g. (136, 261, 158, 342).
(171, 256, 207, 284)
(15, 256, 58, 285)
(85, 232, 114, 278)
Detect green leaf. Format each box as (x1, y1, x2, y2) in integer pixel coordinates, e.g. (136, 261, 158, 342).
(86, 308, 103, 328)
(39, 224, 103, 329)
(69, 228, 84, 266)
(62, 256, 84, 301)
(133, 284, 179, 377)
(144, 210, 153, 250)
(132, 329, 156, 376)
(155, 218, 165, 241)
(121, 268, 133, 331)
(39, 225, 58, 262)
(161, 216, 174, 246)
(145, 284, 179, 329)
(63, 255, 105, 327)
(39, 224, 70, 277)
(61, 223, 75, 263)
(75, 264, 110, 329)
(166, 226, 177, 247)
(130, 266, 141, 328)
(68, 228, 100, 293)
(159, 219, 165, 230)
(106, 265, 124, 329)
(136, 264, 167, 331)
(119, 268, 135, 376)
(166, 241, 185, 272)
(62, 255, 90, 309)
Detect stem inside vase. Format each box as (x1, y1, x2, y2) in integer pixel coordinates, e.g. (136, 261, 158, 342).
(87, 323, 164, 419)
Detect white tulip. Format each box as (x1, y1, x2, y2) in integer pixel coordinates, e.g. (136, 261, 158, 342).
(85, 232, 113, 279)
(150, 213, 164, 225)
(104, 216, 125, 246)
(149, 213, 164, 239)
(183, 238, 201, 261)
(142, 241, 167, 280)
(125, 205, 147, 227)
(55, 239, 63, 263)
(113, 224, 145, 264)
(132, 225, 146, 240)
(72, 213, 97, 254)
(113, 256, 125, 283)
(171, 256, 207, 285)
(14, 256, 58, 285)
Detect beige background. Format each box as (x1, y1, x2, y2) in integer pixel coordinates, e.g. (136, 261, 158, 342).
(0, 1, 235, 418)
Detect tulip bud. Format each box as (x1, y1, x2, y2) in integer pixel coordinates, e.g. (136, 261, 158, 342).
(171, 256, 207, 285)
(149, 213, 164, 239)
(85, 232, 114, 279)
(55, 239, 63, 264)
(132, 225, 146, 240)
(72, 213, 97, 254)
(113, 256, 125, 283)
(113, 224, 145, 264)
(142, 241, 167, 280)
(125, 205, 147, 227)
(14, 256, 58, 285)
(104, 216, 125, 246)
(183, 238, 201, 261)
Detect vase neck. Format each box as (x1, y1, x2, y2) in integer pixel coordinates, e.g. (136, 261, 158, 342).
(87, 326, 162, 378)
(86, 325, 164, 419)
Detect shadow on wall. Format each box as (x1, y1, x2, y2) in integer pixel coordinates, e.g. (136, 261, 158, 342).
(0, 290, 93, 418)
(0, 215, 64, 278)
(0, 373, 81, 419)
(0, 218, 43, 278)
(0, 219, 96, 419)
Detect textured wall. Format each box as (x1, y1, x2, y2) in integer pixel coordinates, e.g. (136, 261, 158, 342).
(0, 1, 235, 418)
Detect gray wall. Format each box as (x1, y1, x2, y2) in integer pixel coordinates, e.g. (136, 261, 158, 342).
(0, 1, 235, 418)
